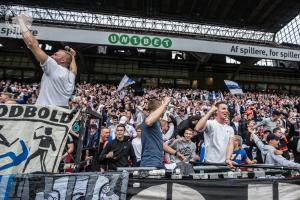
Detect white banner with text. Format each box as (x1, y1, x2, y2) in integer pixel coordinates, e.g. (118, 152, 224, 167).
(1, 23, 300, 61)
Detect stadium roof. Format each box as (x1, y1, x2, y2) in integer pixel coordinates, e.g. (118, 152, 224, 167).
(2, 0, 300, 33)
(0, 0, 299, 81)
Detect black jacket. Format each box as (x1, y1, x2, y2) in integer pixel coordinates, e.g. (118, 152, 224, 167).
(175, 118, 196, 137)
(100, 136, 136, 170)
(230, 120, 247, 142)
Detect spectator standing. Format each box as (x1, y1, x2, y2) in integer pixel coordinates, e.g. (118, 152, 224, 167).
(18, 14, 77, 107)
(252, 110, 281, 132)
(194, 101, 235, 166)
(140, 97, 185, 168)
(251, 131, 300, 169)
(169, 128, 198, 163)
(132, 127, 142, 166)
(100, 124, 136, 170)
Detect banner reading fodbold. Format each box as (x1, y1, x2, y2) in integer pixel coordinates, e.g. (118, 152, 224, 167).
(0, 104, 76, 174)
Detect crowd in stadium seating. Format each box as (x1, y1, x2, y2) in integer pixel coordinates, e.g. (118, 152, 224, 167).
(1, 80, 300, 172)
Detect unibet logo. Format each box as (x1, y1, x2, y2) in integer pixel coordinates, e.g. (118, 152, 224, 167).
(108, 34, 172, 48)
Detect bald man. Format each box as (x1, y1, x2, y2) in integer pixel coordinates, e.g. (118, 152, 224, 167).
(17, 14, 77, 107)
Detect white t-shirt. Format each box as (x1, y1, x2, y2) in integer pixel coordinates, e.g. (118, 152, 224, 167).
(125, 124, 137, 138)
(204, 119, 234, 163)
(36, 57, 75, 107)
(132, 137, 142, 161)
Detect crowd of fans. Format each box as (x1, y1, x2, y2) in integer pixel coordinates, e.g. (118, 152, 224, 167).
(1, 80, 300, 172)
(4, 13, 299, 176)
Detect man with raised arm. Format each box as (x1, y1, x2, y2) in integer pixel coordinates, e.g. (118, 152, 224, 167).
(194, 101, 235, 167)
(251, 130, 300, 169)
(140, 97, 185, 168)
(16, 14, 77, 107)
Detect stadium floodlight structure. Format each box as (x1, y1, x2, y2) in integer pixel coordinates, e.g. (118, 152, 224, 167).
(1, 5, 276, 44)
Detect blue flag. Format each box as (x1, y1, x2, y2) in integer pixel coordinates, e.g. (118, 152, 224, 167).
(224, 80, 243, 95)
(117, 75, 135, 91)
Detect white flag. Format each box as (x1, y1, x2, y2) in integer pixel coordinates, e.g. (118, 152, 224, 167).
(224, 80, 243, 95)
(117, 75, 135, 91)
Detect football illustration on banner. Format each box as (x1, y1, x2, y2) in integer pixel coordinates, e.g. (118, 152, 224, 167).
(0, 105, 77, 174)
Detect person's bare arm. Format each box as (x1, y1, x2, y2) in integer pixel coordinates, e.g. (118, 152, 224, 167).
(225, 137, 235, 167)
(163, 143, 185, 161)
(68, 48, 77, 76)
(145, 97, 170, 127)
(246, 157, 257, 164)
(61, 143, 74, 160)
(17, 14, 48, 64)
(194, 105, 217, 132)
(69, 128, 79, 138)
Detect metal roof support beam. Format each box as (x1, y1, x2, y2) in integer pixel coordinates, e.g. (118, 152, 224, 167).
(1, 5, 275, 43)
(194, 60, 201, 72)
(191, 52, 212, 72)
(189, 0, 198, 16)
(231, 58, 259, 80)
(220, 0, 237, 18)
(257, 0, 282, 24)
(176, 0, 185, 14)
(208, 0, 221, 18)
(248, 0, 269, 22)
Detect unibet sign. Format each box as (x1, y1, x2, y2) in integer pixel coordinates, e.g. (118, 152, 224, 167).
(108, 34, 172, 48)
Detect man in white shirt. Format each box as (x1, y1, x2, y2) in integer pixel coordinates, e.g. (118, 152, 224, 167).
(195, 101, 235, 167)
(119, 116, 137, 138)
(132, 127, 142, 166)
(17, 14, 77, 107)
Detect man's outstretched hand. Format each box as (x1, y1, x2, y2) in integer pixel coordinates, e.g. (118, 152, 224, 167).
(12, 12, 33, 30)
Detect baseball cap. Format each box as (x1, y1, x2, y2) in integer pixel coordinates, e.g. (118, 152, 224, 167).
(266, 133, 280, 142)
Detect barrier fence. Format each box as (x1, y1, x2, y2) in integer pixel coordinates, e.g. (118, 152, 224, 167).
(1, 171, 300, 200)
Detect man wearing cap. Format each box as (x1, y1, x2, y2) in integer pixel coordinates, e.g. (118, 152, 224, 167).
(251, 130, 300, 169)
(17, 14, 77, 107)
(252, 110, 281, 132)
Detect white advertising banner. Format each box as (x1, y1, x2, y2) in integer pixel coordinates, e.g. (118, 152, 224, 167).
(1, 23, 300, 62)
(0, 104, 76, 175)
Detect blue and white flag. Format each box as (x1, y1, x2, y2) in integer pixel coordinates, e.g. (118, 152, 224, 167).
(224, 80, 244, 95)
(117, 75, 135, 92)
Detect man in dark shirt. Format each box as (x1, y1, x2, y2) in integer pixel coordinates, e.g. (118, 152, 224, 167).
(90, 127, 110, 171)
(140, 97, 185, 168)
(85, 124, 99, 148)
(100, 124, 136, 170)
